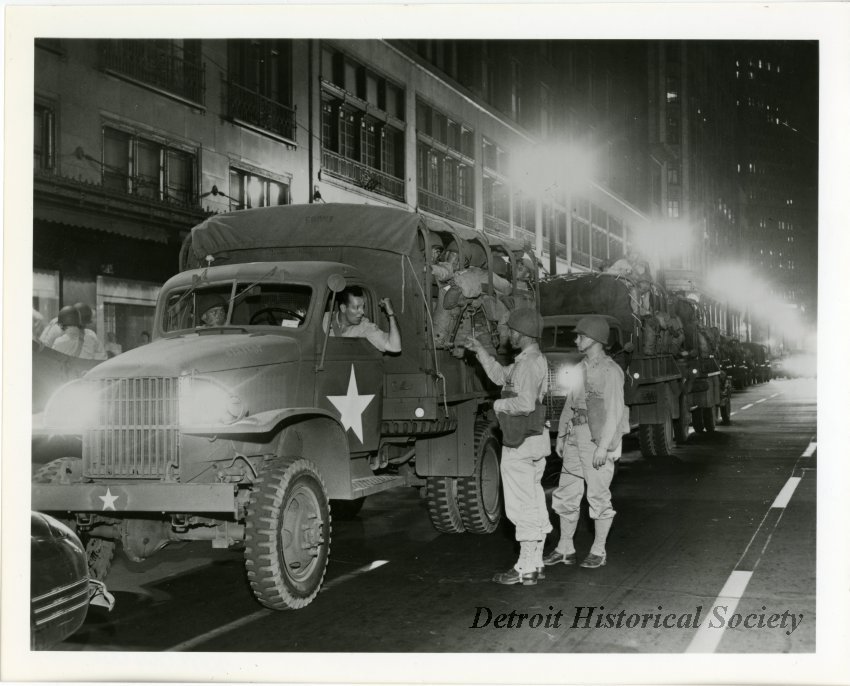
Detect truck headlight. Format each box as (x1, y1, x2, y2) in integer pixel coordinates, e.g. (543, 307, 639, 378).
(179, 377, 245, 426)
(44, 381, 100, 431)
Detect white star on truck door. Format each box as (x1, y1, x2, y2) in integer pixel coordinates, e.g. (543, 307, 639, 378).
(327, 365, 375, 442)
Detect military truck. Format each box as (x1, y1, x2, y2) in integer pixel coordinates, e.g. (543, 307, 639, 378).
(32, 203, 538, 610)
(540, 272, 686, 459)
(669, 294, 730, 433)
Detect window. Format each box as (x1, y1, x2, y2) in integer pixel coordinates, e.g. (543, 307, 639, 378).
(102, 126, 197, 205)
(320, 47, 405, 201)
(100, 40, 204, 105)
(667, 166, 679, 185)
(34, 104, 55, 171)
(510, 60, 522, 121)
(667, 200, 679, 218)
(229, 168, 290, 209)
(227, 40, 295, 140)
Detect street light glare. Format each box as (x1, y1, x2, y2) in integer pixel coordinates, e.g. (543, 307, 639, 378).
(510, 141, 595, 197)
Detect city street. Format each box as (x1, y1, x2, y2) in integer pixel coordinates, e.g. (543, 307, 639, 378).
(56, 377, 815, 654)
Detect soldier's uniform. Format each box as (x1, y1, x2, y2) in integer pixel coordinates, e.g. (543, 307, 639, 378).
(471, 308, 550, 585)
(547, 316, 627, 569)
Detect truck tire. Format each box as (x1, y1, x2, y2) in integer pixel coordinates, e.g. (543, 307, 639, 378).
(720, 397, 732, 425)
(639, 417, 675, 458)
(330, 497, 365, 521)
(702, 406, 717, 433)
(244, 458, 331, 610)
(425, 476, 466, 534)
(33, 457, 117, 580)
(456, 421, 502, 534)
(691, 409, 705, 433)
(673, 398, 690, 444)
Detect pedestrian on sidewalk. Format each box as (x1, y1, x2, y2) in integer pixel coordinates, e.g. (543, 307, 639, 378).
(465, 307, 551, 585)
(545, 315, 628, 570)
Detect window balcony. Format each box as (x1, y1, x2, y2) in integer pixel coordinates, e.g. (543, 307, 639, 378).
(100, 41, 205, 106)
(573, 250, 591, 268)
(225, 79, 296, 142)
(417, 188, 474, 227)
(322, 150, 405, 202)
(484, 214, 510, 236)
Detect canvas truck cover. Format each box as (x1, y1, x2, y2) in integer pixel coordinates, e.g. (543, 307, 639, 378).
(540, 273, 641, 340)
(182, 203, 530, 270)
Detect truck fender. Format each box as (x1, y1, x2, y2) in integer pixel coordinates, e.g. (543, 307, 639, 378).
(182, 407, 341, 436)
(271, 414, 354, 500)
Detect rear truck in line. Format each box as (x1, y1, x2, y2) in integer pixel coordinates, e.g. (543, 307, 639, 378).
(540, 272, 685, 459)
(31, 203, 539, 610)
(539, 274, 732, 458)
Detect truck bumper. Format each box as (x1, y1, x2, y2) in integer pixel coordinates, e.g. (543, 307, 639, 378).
(32, 483, 238, 515)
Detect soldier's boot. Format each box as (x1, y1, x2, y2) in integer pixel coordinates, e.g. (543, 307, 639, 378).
(581, 516, 614, 569)
(543, 512, 579, 566)
(493, 541, 539, 586)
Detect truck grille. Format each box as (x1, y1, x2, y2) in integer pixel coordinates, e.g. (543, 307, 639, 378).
(545, 365, 566, 425)
(83, 377, 179, 478)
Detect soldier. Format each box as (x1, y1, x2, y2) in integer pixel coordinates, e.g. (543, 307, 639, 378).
(52, 304, 107, 360)
(545, 315, 628, 570)
(465, 308, 551, 585)
(328, 286, 401, 353)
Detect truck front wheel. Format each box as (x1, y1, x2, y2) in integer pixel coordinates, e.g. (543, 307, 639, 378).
(720, 397, 732, 425)
(639, 417, 675, 458)
(244, 458, 331, 610)
(702, 407, 717, 433)
(425, 476, 466, 534)
(456, 421, 502, 534)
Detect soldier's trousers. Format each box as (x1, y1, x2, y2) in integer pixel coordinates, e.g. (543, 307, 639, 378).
(500, 430, 552, 542)
(552, 423, 617, 522)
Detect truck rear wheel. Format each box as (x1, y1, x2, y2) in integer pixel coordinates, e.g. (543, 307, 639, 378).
(33, 457, 117, 581)
(244, 458, 331, 610)
(702, 407, 717, 433)
(639, 417, 675, 458)
(425, 476, 466, 534)
(456, 421, 502, 534)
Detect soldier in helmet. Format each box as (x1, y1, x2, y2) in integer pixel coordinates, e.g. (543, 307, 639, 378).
(465, 307, 551, 586)
(545, 315, 628, 570)
(52, 303, 107, 360)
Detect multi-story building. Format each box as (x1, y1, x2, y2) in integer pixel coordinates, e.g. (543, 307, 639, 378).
(33, 38, 653, 353)
(733, 42, 818, 322)
(646, 41, 744, 334)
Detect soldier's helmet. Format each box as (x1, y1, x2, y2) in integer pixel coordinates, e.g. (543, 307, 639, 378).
(73, 302, 93, 326)
(57, 305, 82, 329)
(506, 308, 544, 339)
(575, 315, 609, 345)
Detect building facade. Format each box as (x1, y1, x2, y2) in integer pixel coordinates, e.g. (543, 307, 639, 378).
(34, 38, 813, 352)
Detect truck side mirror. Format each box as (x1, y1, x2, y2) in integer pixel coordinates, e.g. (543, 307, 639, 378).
(327, 274, 346, 293)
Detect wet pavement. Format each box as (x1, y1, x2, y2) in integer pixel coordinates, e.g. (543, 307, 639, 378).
(57, 377, 816, 654)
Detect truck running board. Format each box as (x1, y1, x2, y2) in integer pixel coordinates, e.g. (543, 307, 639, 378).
(351, 474, 407, 499)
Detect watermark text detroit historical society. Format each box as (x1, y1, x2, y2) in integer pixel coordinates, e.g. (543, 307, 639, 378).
(469, 605, 804, 635)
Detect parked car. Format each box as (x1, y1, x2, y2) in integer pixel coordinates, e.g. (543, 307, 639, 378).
(31, 512, 114, 649)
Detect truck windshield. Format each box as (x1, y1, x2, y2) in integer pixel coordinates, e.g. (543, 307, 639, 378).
(162, 283, 312, 332)
(541, 324, 621, 352)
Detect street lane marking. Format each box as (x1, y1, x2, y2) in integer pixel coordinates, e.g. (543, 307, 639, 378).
(740, 403, 753, 411)
(165, 560, 389, 652)
(686, 438, 811, 653)
(754, 398, 766, 404)
(769, 393, 780, 399)
(686, 570, 753, 653)
(771, 477, 801, 509)
(730, 412, 737, 416)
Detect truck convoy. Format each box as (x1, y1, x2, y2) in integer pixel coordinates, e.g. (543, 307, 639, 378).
(539, 270, 731, 458)
(32, 203, 539, 610)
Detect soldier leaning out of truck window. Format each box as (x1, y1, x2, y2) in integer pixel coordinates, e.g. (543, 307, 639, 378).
(324, 286, 401, 353)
